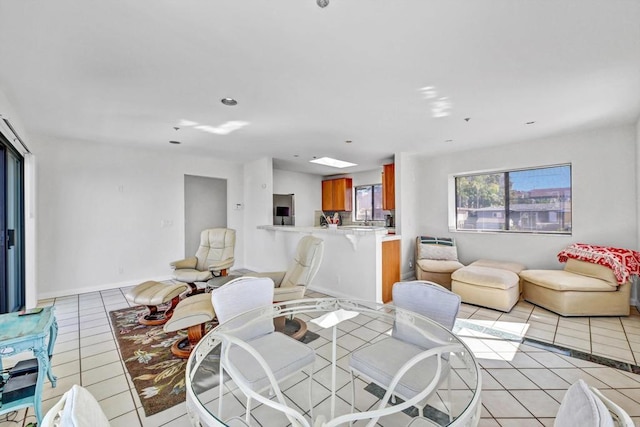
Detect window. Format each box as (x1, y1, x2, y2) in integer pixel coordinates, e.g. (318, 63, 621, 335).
(454, 164, 571, 234)
(355, 184, 384, 221)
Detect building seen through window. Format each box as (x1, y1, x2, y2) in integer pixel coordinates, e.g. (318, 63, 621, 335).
(455, 164, 571, 234)
(355, 184, 384, 222)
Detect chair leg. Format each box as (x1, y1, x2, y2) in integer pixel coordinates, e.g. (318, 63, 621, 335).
(349, 370, 355, 427)
(308, 366, 314, 422)
(245, 396, 252, 424)
(447, 371, 453, 421)
(218, 365, 225, 419)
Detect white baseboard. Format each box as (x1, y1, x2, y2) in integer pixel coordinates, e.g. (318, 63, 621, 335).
(37, 275, 174, 300)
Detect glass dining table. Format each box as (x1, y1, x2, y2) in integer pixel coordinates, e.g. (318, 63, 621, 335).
(185, 298, 481, 427)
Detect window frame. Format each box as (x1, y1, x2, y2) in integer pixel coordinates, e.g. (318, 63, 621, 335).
(354, 184, 384, 222)
(450, 164, 572, 235)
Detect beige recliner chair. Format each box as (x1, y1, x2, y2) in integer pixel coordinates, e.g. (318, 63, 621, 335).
(171, 228, 236, 286)
(251, 235, 325, 302)
(163, 235, 324, 357)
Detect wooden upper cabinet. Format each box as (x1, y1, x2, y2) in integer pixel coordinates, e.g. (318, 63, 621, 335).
(322, 178, 352, 211)
(382, 163, 395, 210)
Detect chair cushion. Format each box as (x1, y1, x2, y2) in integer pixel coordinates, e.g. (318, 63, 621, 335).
(451, 266, 520, 290)
(61, 385, 110, 427)
(418, 244, 458, 261)
(564, 259, 618, 285)
(174, 269, 213, 283)
(554, 379, 613, 427)
(273, 285, 306, 302)
(125, 281, 188, 306)
(228, 332, 316, 392)
(469, 259, 525, 274)
(520, 270, 616, 292)
(416, 259, 464, 274)
(163, 293, 215, 332)
(350, 337, 447, 400)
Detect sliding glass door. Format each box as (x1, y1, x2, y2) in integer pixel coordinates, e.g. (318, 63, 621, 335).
(0, 134, 24, 314)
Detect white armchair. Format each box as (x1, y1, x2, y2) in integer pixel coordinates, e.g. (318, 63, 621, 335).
(171, 228, 235, 285)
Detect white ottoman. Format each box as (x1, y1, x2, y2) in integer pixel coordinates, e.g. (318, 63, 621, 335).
(125, 281, 189, 326)
(451, 259, 525, 312)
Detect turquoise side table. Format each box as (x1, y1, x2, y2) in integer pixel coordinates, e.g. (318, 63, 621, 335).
(0, 306, 58, 424)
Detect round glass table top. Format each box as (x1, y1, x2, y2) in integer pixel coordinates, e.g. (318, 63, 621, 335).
(185, 298, 481, 427)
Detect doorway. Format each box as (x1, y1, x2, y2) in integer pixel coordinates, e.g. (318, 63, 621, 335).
(0, 133, 24, 314)
(184, 175, 227, 256)
(273, 194, 295, 226)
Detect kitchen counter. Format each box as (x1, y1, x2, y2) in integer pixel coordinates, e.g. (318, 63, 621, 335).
(256, 225, 400, 303)
(257, 225, 389, 236)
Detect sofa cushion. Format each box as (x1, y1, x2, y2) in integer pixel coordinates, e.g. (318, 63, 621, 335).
(451, 266, 520, 290)
(520, 269, 617, 292)
(419, 244, 459, 261)
(417, 259, 464, 274)
(470, 259, 525, 274)
(564, 259, 618, 285)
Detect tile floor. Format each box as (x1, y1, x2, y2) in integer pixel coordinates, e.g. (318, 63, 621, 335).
(1, 287, 639, 427)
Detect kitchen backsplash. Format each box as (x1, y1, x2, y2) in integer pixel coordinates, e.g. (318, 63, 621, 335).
(314, 210, 394, 227)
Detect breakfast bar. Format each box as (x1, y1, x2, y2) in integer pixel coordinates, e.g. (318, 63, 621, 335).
(257, 225, 401, 303)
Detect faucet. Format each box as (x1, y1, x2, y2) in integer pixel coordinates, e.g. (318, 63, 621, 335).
(364, 210, 370, 226)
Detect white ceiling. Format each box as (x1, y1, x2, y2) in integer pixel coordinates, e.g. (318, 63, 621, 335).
(1, 0, 639, 175)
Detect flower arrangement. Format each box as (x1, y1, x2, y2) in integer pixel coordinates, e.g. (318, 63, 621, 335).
(322, 211, 340, 227)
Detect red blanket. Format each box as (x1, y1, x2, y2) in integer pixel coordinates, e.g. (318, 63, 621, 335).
(557, 243, 640, 284)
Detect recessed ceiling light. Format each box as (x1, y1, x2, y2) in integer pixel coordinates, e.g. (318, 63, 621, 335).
(294, 154, 299, 158)
(345, 140, 353, 144)
(525, 121, 536, 125)
(169, 140, 181, 145)
(445, 139, 453, 143)
(309, 157, 357, 169)
(221, 98, 238, 106)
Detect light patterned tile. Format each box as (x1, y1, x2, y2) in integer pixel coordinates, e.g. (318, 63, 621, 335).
(510, 390, 561, 418)
(485, 369, 538, 389)
(591, 342, 635, 364)
(480, 390, 532, 418)
(553, 333, 591, 352)
(598, 389, 640, 416)
(519, 369, 571, 390)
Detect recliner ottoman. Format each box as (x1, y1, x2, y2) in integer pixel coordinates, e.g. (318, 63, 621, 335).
(125, 281, 190, 326)
(451, 259, 525, 312)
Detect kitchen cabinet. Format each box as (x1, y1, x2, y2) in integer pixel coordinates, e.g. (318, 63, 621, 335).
(382, 163, 395, 210)
(322, 178, 352, 211)
(381, 238, 400, 303)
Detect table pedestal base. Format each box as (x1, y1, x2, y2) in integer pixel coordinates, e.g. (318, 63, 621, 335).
(274, 317, 308, 341)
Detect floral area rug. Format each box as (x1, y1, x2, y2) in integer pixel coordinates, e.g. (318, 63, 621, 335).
(109, 306, 321, 417)
(108, 306, 214, 416)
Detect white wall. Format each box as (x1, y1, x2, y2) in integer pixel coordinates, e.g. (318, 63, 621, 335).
(396, 152, 420, 279)
(415, 124, 638, 270)
(33, 137, 245, 299)
(273, 169, 322, 227)
(243, 158, 290, 272)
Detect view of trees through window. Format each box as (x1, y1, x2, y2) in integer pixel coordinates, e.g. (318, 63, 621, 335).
(355, 184, 384, 222)
(455, 164, 571, 234)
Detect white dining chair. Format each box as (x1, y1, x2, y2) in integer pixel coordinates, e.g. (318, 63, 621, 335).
(212, 276, 316, 425)
(348, 280, 462, 422)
